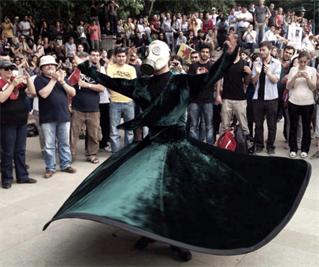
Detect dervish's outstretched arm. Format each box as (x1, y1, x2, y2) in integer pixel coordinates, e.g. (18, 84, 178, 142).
(187, 34, 238, 103)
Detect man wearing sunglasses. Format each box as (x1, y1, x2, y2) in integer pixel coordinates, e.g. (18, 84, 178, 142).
(0, 59, 37, 189)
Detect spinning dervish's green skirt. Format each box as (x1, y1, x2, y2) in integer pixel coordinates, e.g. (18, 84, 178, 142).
(44, 49, 311, 255)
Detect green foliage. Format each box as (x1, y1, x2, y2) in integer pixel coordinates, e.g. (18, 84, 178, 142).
(0, 0, 318, 29)
(150, 0, 236, 16)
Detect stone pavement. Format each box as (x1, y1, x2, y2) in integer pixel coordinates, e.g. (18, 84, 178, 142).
(0, 120, 318, 267)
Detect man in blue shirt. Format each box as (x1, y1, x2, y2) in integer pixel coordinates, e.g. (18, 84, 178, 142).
(35, 56, 77, 178)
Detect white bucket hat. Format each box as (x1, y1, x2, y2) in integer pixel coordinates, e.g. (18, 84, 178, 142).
(39, 55, 58, 69)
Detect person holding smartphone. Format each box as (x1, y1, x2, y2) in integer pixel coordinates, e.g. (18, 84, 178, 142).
(287, 51, 317, 158)
(170, 55, 186, 75)
(1, 17, 14, 44)
(0, 59, 37, 189)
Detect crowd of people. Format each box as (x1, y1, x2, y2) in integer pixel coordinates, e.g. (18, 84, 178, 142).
(1, 0, 319, 189)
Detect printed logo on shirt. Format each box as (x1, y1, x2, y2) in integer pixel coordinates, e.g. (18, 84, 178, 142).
(197, 67, 209, 74)
(113, 70, 131, 79)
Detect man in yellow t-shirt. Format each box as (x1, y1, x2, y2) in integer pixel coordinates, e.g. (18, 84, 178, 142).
(106, 47, 137, 153)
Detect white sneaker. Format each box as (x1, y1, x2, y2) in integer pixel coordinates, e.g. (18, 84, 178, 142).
(300, 152, 308, 158)
(99, 146, 112, 152)
(289, 152, 296, 158)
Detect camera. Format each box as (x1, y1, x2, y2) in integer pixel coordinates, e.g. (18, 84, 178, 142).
(171, 62, 178, 67)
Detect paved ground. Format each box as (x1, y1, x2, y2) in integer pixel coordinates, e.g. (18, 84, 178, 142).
(0, 119, 318, 267)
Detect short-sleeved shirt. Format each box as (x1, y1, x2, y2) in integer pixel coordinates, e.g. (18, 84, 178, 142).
(106, 64, 136, 103)
(71, 72, 100, 112)
(227, 15, 237, 29)
(255, 6, 269, 23)
(222, 59, 248, 101)
(150, 20, 160, 35)
(19, 21, 30, 35)
(88, 25, 100, 40)
(0, 80, 28, 125)
(275, 15, 284, 27)
(252, 57, 281, 100)
(35, 74, 72, 124)
(237, 12, 253, 28)
(65, 42, 76, 58)
(188, 61, 214, 104)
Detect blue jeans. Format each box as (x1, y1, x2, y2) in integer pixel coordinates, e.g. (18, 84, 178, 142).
(189, 103, 214, 144)
(1, 124, 29, 184)
(41, 121, 72, 172)
(109, 101, 135, 153)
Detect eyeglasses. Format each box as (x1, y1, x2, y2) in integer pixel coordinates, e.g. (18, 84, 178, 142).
(4, 67, 15, 71)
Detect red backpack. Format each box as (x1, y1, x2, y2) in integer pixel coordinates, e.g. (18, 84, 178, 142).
(217, 128, 237, 151)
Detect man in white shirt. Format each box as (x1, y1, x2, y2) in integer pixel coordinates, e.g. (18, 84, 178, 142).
(236, 4, 253, 40)
(262, 25, 276, 46)
(209, 7, 218, 25)
(195, 12, 202, 36)
(235, 4, 242, 17)
(242, 24, 257, 53)
(18, 15, 31, 37)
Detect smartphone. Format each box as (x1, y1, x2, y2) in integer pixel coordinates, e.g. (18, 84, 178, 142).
(18, 68, 23, 77)
(244, 60, 250, 67)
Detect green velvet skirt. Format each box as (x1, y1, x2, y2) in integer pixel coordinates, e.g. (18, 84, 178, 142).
(44, 132, 310, 255)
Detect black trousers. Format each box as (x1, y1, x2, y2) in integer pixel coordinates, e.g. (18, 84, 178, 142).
(217, 31, 227, 48)
(253, 99, 278, 150)
(288, 102, 314, 153)
(99, 103, 110, 148)
(109, 14, 118, 35)
(213, 104, 222, 144)
(99, 14, 106, 34)
(246, 97, 254, 137)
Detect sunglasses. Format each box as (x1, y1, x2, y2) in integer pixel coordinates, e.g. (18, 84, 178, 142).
(4, 67, 15, 71)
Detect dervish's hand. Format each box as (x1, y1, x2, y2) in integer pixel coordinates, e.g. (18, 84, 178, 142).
(72, 52, 86, 66)
(225, 33, 237, 54)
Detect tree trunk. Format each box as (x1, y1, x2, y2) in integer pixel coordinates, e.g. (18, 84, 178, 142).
(149, 0, 155, 16)
(143, 0, 152, 17)
(73, 3, 83, 28)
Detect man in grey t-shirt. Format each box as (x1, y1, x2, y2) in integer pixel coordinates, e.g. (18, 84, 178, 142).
(254, 0, 271, 44)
